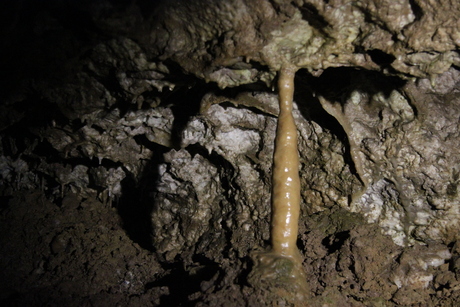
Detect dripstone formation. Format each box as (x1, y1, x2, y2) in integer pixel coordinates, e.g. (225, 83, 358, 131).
(1, 1, 460, 306)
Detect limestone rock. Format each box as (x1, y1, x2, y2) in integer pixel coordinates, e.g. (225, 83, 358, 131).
(318, 67, 460, 246)
(2, 1, 460, 305)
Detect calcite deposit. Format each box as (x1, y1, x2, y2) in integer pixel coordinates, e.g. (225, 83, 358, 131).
(1, 0, 460, 306)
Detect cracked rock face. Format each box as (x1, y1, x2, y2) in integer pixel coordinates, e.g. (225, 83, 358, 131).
(318, 67, 460, 247)
(151, 0, 460, 85)
(2, 0, 460, 306)
(151, 94, 359, 263)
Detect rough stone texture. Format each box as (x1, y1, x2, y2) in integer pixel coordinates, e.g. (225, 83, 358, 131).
(151, 93, 359, 264)
(318, 67, 460, 247)
(150, 0, 460, 85)
(2, 0, 460, 306)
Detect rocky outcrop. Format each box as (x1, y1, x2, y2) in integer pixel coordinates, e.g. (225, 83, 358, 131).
(2, 0, 460, 305)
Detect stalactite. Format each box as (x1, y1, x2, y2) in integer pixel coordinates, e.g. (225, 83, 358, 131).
(271, 65, 302, 263)
(249, 65, 308, 301)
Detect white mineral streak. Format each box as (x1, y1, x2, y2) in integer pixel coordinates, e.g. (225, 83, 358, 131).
(271, 66, 302, 260)
(392, 244, 451, 289)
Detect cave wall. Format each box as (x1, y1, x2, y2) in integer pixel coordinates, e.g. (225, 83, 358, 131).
(1, 0, 460, 306)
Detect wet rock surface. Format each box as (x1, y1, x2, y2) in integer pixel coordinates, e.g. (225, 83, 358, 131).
(2, 0, 460, 306)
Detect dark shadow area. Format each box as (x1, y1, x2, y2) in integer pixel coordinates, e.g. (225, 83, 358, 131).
(117, 135, 169, 251)
(145, 254, 223, 306)
(322, 231, 350, 254)
(310, 67, 406, 102)
(408, 0, 424, 22)
(236, 255, 254, 287)
(298, 2, 330, 36)
(293, 69, 348, 141)
(168, 80, 210, 149)
(0, 196, 12, 211)
(292, 69, 357, 178)
(291, 68, 407, 181)
(368, 49, 396, 68)
(1, 97, 68, 155)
